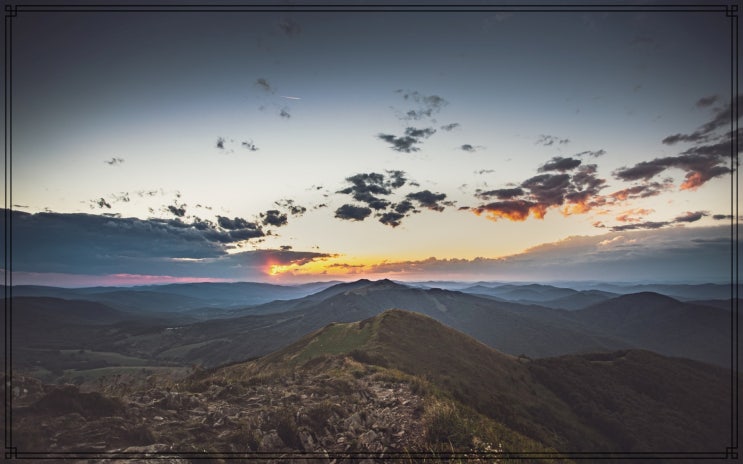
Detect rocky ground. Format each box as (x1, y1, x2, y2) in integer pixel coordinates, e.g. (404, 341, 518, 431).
(10, 357, 439, 463)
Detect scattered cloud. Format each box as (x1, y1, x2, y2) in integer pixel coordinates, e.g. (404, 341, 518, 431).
(105, 157, 124, 165)
(280, 108, 291, 119)
(475, 169, 495, 175)
(440, 123, 460, 131)
(333, 171, 449, 227)
(535, 134, 570, 146)
(216, 137, 226, 149)
(241, 140, 259, 151)
(275, 199, 307, 216)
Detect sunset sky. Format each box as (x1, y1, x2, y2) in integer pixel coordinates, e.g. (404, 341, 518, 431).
(3, 2, 739, 286)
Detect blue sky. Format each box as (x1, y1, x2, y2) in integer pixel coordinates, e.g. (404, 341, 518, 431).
(4, 3, 739, 285)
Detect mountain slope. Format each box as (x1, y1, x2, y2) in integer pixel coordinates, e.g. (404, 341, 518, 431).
(571, 292, 732, 366)
(255, 310, 732, 453)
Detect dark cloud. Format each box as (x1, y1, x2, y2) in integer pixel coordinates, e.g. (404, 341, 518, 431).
(216, 137, 226, 149)
(280, 108, 291, 119)
(674, 211, 708, 223)
(377, 127, 436, 153)
(167, 205, 186, 218)
(695, 95, 719, 108)
(405, 127, 436, 138)
(473, 200, 536, 222)
(105, 157, 124, 165)
(475, 169, 495, 175)
(713, 214, 733, 220)
(378, 211, 405, 227)
(609, 181, 672, 201)
(460, 144, 477, 153)
(337, 172, 397, 210)
(535, 134, 570, 146)
(280, 245, 293, 251)
(278, 18, 301, 37)
(3, 210, 335, 280)
(94, 198, 112, 209)
(613, 153, 729, 190)
(217, 216, 257, 230)
(475, 187, 524, 200)
(472, 161, 607, 221)
(611, 221, 671, 232)
(255, 78, 273, 93)
(406, 190, 450, 212)
(386, 170, 407, 189)
(440, 123, 460, 131)
(335, 204, 372, 221)
(260, 209, 288, 227)
(521, 173, 572, 209)
(538, 156, 582, 172)
(574, 149, 606, 158)
(241, 140, 259, 151)
(229, 228, 265, 240)
(377, 133, 420, 153)
(393, 200, 417, 215)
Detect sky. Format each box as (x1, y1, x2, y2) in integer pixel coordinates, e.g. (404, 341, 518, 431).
(2, 2, 740, 286)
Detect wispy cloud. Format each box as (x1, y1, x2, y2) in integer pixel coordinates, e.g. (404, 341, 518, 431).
(278, 18, 301, 37)
(535, 134, 570, 146)
(255, 78, 273, 93)
(105, 157, 124, 165)
(395, 90, 448, 121)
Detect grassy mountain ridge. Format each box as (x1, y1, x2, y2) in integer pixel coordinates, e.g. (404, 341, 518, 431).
(244, 309, 732, 453)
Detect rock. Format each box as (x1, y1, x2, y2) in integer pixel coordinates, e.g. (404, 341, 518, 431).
(259, 430, 285, 450)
